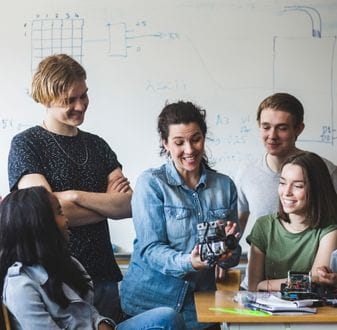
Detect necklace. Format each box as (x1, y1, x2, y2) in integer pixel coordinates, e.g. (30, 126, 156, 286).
(42, 121, 89, 166)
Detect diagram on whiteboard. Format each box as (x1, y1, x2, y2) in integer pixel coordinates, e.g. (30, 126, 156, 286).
(273, 5, 336, 145)
(30, 16, 84, 72)
(105, 22, 176, 57)
(20, 3, 337, 182)
(204, 3, 336, 169)
(29, 14, 180, 70)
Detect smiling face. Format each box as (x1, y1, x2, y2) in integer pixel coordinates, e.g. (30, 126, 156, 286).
(278, 163, 307, 220)
(49, 194, 70, 241)
(259, 108, 304, 158)
(47, 79, 89, 133)
(163, 122, 205, 179)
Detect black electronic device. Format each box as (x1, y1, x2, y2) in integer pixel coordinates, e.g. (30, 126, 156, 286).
(280, 271, 337, 302)
(281, 271, 319, 300)
(197, 221, 237, 267)
(287, 271, 312, 292)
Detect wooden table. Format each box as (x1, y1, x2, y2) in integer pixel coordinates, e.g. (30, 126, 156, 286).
(195, 291, 337, 329)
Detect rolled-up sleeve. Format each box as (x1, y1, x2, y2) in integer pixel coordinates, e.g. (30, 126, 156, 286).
(131, 172, 195, 278)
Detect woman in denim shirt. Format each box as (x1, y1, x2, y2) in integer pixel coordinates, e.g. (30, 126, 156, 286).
(121, 101, 241, 329)
(0, 187, 186, 329)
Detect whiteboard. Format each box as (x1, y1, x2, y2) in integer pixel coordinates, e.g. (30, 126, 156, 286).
(1, 0, 337, 253)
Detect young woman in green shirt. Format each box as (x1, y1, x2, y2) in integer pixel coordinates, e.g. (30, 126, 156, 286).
(248, 152, 337, 291)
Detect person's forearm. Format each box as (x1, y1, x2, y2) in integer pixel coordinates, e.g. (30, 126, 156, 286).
(143, 241, 194, 278)
(60, 199, 105, 226)
(238, 211, 249, 234)
(248, 275, 262, 291)
(248, 244, 265, 291)
(257, 278, 287, 291)
(74, 190, 132, 219)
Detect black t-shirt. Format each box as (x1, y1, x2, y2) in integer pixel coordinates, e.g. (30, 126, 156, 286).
(8, 125, 122, 282)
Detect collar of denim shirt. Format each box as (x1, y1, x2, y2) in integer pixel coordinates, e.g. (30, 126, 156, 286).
(165, 159, 207, 190)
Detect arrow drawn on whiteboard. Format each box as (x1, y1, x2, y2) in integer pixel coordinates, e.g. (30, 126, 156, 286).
(284, 5, 322, 38)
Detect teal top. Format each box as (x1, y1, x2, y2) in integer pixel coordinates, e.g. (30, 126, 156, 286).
(247, 213, 337, 279)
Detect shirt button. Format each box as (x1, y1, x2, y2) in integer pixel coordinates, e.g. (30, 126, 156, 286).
(198, 212, 201, 216)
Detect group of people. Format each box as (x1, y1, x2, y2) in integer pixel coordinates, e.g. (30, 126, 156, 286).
(235, 92, 337, 290)
(1, 53, 337, 330)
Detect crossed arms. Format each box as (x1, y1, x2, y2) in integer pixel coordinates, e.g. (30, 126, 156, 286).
(17, 168, 132, 226)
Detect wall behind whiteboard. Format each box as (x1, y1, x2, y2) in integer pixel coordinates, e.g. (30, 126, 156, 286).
(1, 0, 337, 253)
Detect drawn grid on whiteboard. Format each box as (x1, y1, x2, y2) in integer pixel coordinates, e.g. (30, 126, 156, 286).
(31, 18, 84, 72)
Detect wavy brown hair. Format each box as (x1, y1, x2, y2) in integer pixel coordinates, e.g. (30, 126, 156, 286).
(278, 152, 337, 228)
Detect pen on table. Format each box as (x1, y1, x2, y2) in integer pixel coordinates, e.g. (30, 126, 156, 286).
(243, 303, 273, 315)
(209, 307, 270, 316)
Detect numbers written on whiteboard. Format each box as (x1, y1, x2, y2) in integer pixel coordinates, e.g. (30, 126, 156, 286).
(33, 13, 80, 19)
(320, 125, 332, 143)
(209, 134, 248, 146)
(1, 118, 30, 132)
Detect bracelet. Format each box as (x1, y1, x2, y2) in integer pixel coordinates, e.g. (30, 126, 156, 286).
(101, 318, 115, 328)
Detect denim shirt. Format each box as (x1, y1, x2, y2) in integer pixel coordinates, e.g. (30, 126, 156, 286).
(121, 161, 240, 329)
(2, 259, 115, 330)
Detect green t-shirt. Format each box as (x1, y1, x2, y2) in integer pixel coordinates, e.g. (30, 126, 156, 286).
(247, 213, 337, 280)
